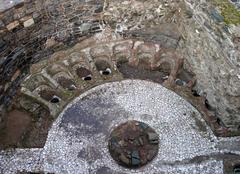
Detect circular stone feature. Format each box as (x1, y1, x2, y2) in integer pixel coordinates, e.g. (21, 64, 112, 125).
(108, 120, 159, 168)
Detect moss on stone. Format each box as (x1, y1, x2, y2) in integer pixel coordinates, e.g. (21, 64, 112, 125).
(61, 90, 74, 99)
(213, 0, 240, 25)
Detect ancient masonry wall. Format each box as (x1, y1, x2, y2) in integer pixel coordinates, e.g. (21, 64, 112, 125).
(0, 0, 104, 116)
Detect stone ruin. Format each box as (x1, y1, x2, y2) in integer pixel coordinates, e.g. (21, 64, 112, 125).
(0, 0, 240, 173)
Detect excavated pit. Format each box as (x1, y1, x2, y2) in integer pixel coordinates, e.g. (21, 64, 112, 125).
(108, 120, 159, 168)
(0, 0, 240, 173)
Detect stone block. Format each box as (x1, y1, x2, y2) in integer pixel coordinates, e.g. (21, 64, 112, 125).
(23, 18, 34, 28)
(131, 157, 141, 166)
(6, 21, 19, 31)
(147, 132, 158, 141)
(119, 153, 130, 165)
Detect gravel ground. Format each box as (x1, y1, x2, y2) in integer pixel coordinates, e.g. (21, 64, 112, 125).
(1, 80, 239, 173)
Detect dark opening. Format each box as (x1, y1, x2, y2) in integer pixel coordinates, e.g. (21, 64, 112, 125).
(102, 70, 110, 75)
(205, 99, 214, 111)
(50, 96, 60, 103)
(83, 76, 92, 81)
(234, 164, 240, 174)
(175, 79, 186, 86)
(0, 86, 4, 96)
(216, 118, 222, 126)
(192, 90, 201, 97)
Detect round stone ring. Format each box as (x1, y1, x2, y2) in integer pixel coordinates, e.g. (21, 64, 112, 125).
(108, 120, 159, 168)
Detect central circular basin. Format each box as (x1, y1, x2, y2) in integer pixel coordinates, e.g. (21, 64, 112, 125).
(108, 120, 159, 168)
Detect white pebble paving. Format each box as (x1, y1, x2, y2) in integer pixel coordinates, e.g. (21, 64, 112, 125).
(1, 80, 240, 174)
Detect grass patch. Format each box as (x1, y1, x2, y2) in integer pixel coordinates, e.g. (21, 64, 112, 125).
(212, 0, 240, 25)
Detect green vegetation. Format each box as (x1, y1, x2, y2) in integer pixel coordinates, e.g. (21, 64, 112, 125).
(213, 0, 240, 25)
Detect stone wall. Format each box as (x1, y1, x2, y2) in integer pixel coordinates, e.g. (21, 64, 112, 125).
(182, 0, 240, 130)
(0, 0, 104, 117)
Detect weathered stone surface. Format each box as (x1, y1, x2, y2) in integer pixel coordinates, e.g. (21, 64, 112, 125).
(0, 110, 31, 149)
(1, 80, 239, 173)
(6, 20, 19, 31)
(127, 23, 181, 49)
(108, 120, 159, 168)
(0, 1, 240, 172)
(23, 18, 34, 27)
(181, 0, 240, 129)
(0, 0, 105, 122)
(210, 9, 224, 23)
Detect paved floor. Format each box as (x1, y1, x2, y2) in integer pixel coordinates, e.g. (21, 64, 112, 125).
(0, 80, 240, 173)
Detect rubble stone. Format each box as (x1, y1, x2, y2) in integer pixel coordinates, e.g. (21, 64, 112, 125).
(108, 120, 159, 168)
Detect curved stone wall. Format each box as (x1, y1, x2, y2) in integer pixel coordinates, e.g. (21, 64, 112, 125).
(0, 0, 104, 114)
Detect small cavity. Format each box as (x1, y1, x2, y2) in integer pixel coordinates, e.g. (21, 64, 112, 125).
(101, 68, 111, 75)
(175, 79, 186, 86)
(234, 164, 240, 174)
(205, 99, 215, 111)
(83, 76, 92, 81)
(76, 67, 92, 79)
(50, 96, 60, 103)
(192, 90, 201, 97)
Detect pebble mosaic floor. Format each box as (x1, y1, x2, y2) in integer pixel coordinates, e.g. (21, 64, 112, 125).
(0, 80, 240, 173)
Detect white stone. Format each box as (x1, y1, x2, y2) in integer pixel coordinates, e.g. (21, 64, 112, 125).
(24, 18, 34, 28)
